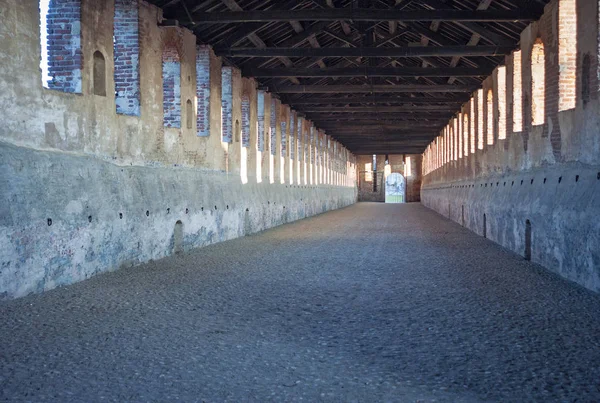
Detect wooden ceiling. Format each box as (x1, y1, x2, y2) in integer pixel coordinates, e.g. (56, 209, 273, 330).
(149, 0, 549, 154)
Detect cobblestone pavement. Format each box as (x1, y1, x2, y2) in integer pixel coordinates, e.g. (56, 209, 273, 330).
(2, 203, 600, 402)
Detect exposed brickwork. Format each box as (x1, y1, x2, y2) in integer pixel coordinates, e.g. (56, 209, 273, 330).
(241, 94, 250, 148)
(558, 0, 577, 112)
(45, 0, 82, 93)
(280, 121, 287, 157)
(162, 45, 181, 128)
(477, 89, 484, 149)
(270, 98, 277, 155)
(257, 91, 265, 152)
(114, 0, 140, 116)
(196, 45, 210, 136)
(289, 114, 294, 161)
(297, 117, 302, 162)
(513, 50, 523, 133)
(421, 0, 600, 292)
(221, 67, 233, 143)
(497, 66, 507, 140)
(486, 89, 494, 145)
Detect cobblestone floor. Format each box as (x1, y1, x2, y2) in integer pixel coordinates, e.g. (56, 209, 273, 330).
(2, 203, 600, 402)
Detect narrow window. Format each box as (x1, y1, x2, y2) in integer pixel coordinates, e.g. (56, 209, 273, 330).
(39, 0, 82, 93)
(406, 156, 412, 177)
(173, 220, 183, 254)
(93, 51, 106, 96)
(221, 67, 233, 142)
(365, 162, 373, 182)
(234, 119, 240, 142)
(186, 99, 193, 129)
(114, 0, 140, 115)
(558, 0, 577, 111)
(531, 39, 545, 126)
(487, 89, 494, 145)
(196, 45, 210, 136)
(162, 40, 181, 128)
(497, 66, 507, 139)
(525, 219, 532, 260)
(477, 89, 484, 149)
(513, 50, 523, 132)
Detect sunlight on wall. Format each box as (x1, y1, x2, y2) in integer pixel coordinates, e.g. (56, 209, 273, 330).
(513, 50, 523, 132)
(531, 38, 546, 126)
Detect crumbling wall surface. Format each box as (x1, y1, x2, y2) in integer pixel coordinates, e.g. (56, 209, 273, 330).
(0, 143, 355, 299)
(421, 0, 600, 292)
(0, 0, 357, 299)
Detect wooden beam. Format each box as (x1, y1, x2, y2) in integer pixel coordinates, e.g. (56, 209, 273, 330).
(193, 9, 536, 23)
(286, 95, 467, 104)
(274, 84, 474, 93)
(245, 66, 491, 78)
(302, 105, 457, 112)
(218, 46, 513, 58)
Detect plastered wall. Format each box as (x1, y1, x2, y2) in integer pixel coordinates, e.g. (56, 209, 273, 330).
(421, 0, 600, 292)
(0, 0, 358, 299)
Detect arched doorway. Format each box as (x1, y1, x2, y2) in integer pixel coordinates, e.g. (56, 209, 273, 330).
(385, 173, 406, 203)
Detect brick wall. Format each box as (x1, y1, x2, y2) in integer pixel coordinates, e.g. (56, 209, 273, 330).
(280, 121, 287, 157)
(289, 114, 295, 161)
(421, 0, 600, 292)
(270, 98, 277, 155)
(196, 45, 210, 136)
(257, 91, 265, 152)
(221, 67, 232, 143)
(162, 46, 181, 128)
(241, 94, 250, 148)
(114, 0, 140, 116)
(45, 0, 82, 93)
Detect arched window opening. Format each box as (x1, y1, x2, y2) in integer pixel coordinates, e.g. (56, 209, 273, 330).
(186, 99, 193, 129)
(497, 66, 507, 139)
(582, 53, 591, 107)
(487, 89, 494, 145)
(531, 39, 546, 126)
(477, 89, 484, 150)
(513, 50, 523, 132)
(39, 0, 82, 93)
(162, 40, 181, 128)
(558, 0, 577, 111)
(173, 220, 183, 254)
(93, 51, 106, 96)
(525, 219, 532, 260)
(114, 0, 140, 115)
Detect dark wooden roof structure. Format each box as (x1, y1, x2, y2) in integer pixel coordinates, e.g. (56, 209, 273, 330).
(149, 0, 549, 154)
